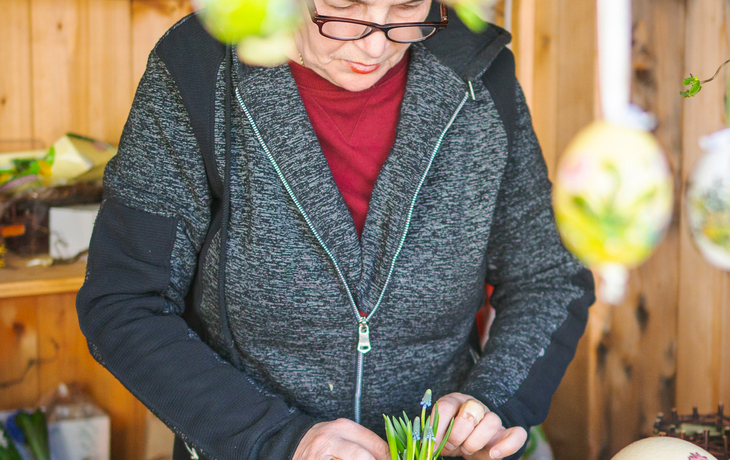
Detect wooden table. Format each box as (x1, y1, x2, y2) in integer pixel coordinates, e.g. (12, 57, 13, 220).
(0, 253, 147, 459)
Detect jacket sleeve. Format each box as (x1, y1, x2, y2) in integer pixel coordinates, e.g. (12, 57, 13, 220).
(460, 83, 595, 452)
(76, 52, 317, 460)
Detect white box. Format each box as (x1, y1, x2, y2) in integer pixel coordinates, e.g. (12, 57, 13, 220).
(48, 415, 110, 460)
(49, 204, 100, 260)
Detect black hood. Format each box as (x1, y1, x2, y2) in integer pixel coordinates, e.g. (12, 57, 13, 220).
(423, 3, 512, 82)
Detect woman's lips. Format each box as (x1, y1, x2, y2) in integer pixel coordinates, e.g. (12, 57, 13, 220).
(344, 60, 381, 74)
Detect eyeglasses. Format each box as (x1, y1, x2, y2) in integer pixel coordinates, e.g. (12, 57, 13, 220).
(309, 2, 448, 43)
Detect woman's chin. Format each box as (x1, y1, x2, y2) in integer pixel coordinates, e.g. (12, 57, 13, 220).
(332, 70, 386, 92)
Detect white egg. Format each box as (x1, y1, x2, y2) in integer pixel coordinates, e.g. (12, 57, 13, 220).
(611, 436, 718, 460)
(686, 128, 730, 270)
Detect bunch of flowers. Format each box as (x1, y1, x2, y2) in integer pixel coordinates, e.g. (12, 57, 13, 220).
(383, 390, 455, 460)
(0, 147, 55, 193)
(0, 409, 51, 460)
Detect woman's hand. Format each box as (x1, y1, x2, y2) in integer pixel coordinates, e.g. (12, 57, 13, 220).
(434, 393, 528, 460)
(293, 418, 390, 460)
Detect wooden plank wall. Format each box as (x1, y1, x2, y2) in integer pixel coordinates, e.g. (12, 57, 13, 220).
(0, 2, 193, 459)
(510, 1, 599, 460)
(513, 0, 730, 459)
(0, 0, 193, 151)
(678, 0, 730, 415)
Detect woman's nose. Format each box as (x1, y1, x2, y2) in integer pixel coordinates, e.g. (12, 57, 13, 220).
(357, 29, 389, 59)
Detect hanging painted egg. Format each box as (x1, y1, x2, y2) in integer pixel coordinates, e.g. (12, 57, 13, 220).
(552, 120, 673, 304)
(193, 0, 300, 65)
(686, 128, 730, 270)
(611, 436, 717, 460)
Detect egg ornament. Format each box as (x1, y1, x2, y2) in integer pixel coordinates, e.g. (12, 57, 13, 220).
(686, 128, 730, 270)
(611, 436, 717, 460)
(193, 0, 300, 65)
(552, 120, 673, 304)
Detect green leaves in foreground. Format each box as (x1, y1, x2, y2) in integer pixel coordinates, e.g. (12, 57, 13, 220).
(0, 425, 23, 460)
(452, 3, 489, 33)
(384, 390, 455, 460)
(13, 410, 50, 460)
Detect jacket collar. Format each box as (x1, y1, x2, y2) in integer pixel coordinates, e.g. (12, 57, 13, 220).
(423, 4, 512, 82)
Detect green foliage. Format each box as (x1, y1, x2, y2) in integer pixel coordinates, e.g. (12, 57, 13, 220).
(680, 75, 702, 98)
(0, 425, 23, 460)
(13, 410, 50, 460)
(383, 390, 455, 460)
(0, 147, 55, 188)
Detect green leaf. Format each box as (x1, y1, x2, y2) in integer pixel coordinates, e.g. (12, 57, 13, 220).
(406, 418, 414, 460)
(680, 75, 702, 97)
(433, 418, 455, 460)
(384, 416, 400, 460)
(453, 3, 488, 32)
(45, 146, 55, 166)
(15, 410, 50, 460)
(417, 433, 428, 460)
(432, 403, 439, 441)
(572, 196, 598, 220)
(393, 419, 407, 451)
(0, 425, 23, 460)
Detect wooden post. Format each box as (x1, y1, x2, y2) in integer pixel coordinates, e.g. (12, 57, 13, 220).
(678, 0, 730, 414)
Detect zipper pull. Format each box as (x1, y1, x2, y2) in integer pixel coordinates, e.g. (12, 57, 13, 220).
(468, 80, 476, 100)
(184, 442, 200, 460)
(358, 321, 371, 354)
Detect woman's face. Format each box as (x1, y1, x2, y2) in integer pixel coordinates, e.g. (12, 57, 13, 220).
(294, 0, 432, 92)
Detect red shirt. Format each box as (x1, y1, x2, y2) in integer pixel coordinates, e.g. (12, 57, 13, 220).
(289, 54, 409, 236)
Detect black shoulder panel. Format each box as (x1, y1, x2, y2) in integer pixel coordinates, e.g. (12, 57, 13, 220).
(423, 5, 516, 154)
(155, 13, 226, 200)
(482, 48, 517, 153)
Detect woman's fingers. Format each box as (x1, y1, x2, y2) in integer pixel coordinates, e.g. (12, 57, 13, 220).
(457, 399, 487, 425)
(432, 393, 468, 451)
(479, 426, 529, 459)
(423, 392, 529, 459)
(293, 419, 390, 460)
(460, 412, 503, 456)
(439, 396, 490, 455)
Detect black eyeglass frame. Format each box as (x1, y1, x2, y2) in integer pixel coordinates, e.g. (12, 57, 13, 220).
(309, 2, 449, 43)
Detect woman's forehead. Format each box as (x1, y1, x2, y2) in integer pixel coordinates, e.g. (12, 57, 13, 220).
(320, 0, 430, 6)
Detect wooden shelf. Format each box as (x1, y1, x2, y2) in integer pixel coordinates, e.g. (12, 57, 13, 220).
(0, 253, 85, 299)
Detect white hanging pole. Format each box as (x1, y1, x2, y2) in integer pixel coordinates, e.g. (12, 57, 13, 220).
(597, 0, 632, 123)
(504, 0, 513, 35)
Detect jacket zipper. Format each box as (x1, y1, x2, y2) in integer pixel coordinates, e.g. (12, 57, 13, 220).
(235, 87, 469, 423)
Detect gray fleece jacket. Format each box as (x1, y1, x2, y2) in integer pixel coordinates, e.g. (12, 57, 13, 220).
(77, 9, 594, 460)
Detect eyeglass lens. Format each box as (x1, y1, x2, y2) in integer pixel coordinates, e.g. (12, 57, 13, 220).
(320, 22, 438, 42)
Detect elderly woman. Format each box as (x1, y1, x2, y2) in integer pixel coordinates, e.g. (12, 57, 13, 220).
(76, 1, 595, 459)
